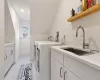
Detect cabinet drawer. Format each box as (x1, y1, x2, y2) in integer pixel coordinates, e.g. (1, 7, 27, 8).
(64, 55, 100, 80)
(51, 49, 63, 64)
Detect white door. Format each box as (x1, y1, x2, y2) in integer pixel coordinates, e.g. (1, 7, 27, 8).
(51, 57, 63, 80)
(63, 67, 80, 80)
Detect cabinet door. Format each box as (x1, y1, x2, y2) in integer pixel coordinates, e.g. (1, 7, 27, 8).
(4, 45, 14, 75)
(4, 53, 8, 75)
(63, 67, 80, 80)
(51, 57, 63, 80)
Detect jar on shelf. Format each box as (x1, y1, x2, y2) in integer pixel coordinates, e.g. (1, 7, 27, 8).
(82, 0, 87, 11)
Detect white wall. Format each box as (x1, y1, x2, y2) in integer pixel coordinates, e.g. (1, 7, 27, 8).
(8, 2, 20, 62)
(30, 0, 61, 42)
(5, 0, 15, 43)
(50, 0, 79, 44)
(19, 20, 30, 56)
(50, 0, 100, 51)
(0, 0, 4, 79)
(20, 20, 30, 38)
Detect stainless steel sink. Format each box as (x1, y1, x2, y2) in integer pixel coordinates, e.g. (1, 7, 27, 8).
(62, 47, 89, 56)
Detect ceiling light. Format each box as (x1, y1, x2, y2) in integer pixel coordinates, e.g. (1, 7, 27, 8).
(21, 9, 24, 13)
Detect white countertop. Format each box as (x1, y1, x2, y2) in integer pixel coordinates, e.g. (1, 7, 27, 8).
(5, 42, 14, 46)
(34, 41, 61, 45)
(51, 45, 100, 71)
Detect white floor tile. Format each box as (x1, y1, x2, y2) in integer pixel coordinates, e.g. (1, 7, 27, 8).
(32, 63, 37, 80)
(4, 56, 31, 80)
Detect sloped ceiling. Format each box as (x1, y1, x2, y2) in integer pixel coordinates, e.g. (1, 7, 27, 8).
(30, 0, 61, 35)
(8, 0, 30, 21)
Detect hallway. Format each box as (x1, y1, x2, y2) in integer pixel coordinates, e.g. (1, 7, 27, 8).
(4, 56, 31, 80)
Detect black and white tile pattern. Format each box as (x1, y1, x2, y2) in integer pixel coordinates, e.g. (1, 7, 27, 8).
(18, 63, 32, 80)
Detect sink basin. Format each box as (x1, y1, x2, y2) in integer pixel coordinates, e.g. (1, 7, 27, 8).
(62, 47, 89, 56)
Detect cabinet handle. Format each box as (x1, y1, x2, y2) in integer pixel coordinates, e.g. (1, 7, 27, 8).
(38, 52, 40, 72)
(34, 45, 36, 61)
(4, 54, 7, 61)
(64, 71, 67, 80)
(11, 50, 13, 55)
(60, 67, 62, 77)
(37, 48, 40, 72)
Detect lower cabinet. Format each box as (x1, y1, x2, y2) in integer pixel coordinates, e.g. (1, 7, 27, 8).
(63, 67, 80, 80)
(64, 55, 100, 80)
(51, 57, 80, 80)
(51, 57, 63, 80)
(51, 49, 100, 80)
(4, 44, 14, 76)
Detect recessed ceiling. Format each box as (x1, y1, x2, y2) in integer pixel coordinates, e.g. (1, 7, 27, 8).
(8, 0, 30, 21)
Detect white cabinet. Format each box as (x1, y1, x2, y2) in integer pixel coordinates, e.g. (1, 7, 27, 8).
(51, 48, 100, 80)
(4, 43, 15, 76)
(51, 49, 80, 80)
(64, 55, 100, 80)
(51, 57, 63, 80)
(63, 67, 80, 80)
(51, 57, 56, 80)
(51, 49, 63, 64)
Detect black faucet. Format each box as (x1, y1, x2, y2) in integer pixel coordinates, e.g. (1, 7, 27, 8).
(76, 26, 88, 49)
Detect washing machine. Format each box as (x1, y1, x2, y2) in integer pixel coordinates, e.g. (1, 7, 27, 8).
(33, 41, 51, 70)
(34, 41, 61, 80)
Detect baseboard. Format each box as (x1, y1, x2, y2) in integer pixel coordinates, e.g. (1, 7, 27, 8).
(4, 62, 15, 77)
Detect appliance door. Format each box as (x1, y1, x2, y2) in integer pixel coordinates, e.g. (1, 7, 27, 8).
(34, 44, 37, 70)
(34, 44, 36, 61)
(36, 47, 40, 80)
(37, 47, 40, 72)
(4, 44, 14, 76)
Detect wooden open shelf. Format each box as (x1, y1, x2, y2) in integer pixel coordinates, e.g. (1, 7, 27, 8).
(67, 4, 100, 22)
